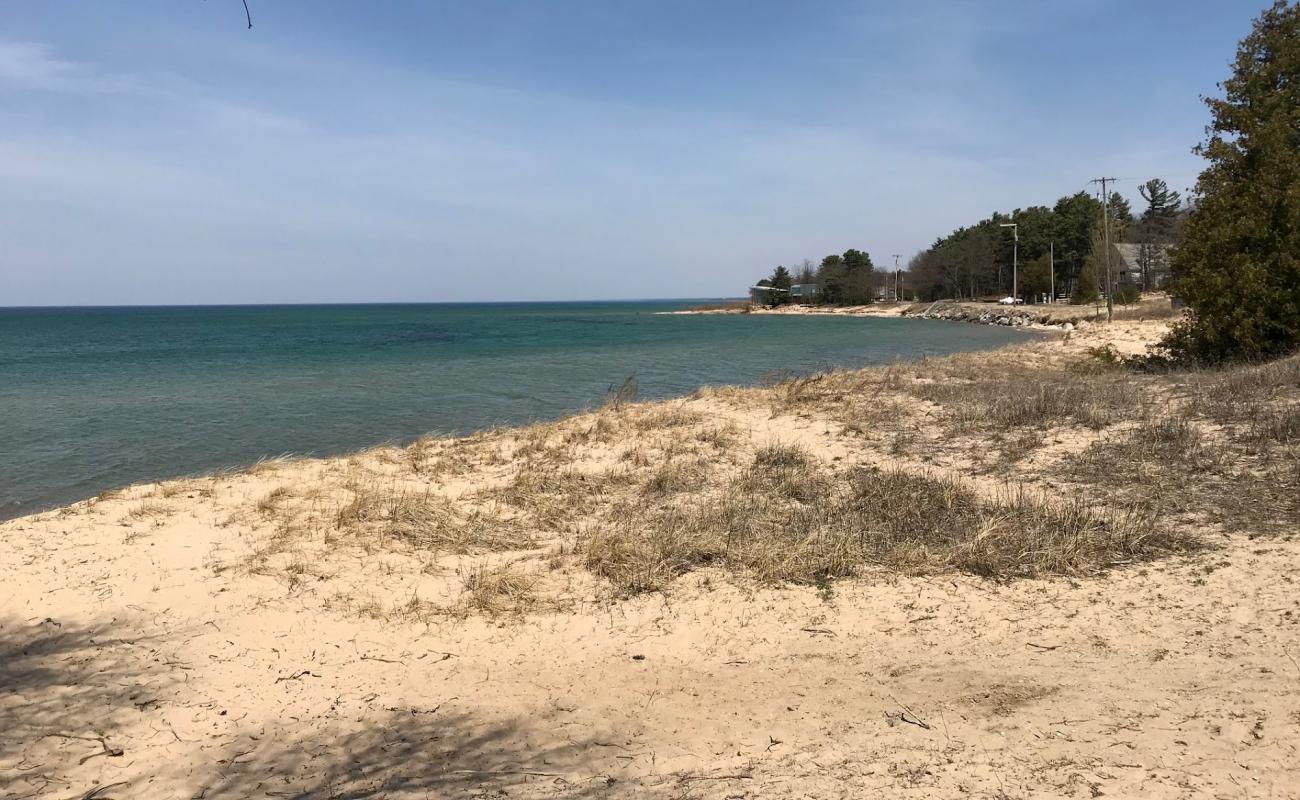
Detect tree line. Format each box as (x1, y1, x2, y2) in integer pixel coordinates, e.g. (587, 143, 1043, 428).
(906, 180, 1186, 304)
(755, 249, 883, 305)
(753, 179, 1186, 308)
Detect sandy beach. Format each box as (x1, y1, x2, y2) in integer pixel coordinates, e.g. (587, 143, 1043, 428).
(3, 317, 1298, 799)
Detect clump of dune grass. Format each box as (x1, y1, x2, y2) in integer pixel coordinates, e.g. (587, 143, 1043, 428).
(604, 375, 639, 410)
(641, 458, 710, 496)
(124, 501, 172, 521)
(336, 484, 535, 553)
(910, 366, 1146, 432)
(1242, 406, 1300, 445)
(852, 473, 1178, 578)
(257, 486, 294, 516)
(460, 563, 540, 616)
(695, 421, 741, 450)
(1068, 413, 1216, 484)
(1066, 422, 1299, 535)
(158, 481, 192, 498)
(405, 435, 462, 475)
(627, 405, 707, 432)
(582, 457, 1190, 595)
(246, 455, 294, 476)
(762, 368, 901, 417)
(485, 466, 634, 529)
(1188, 353, 1300, 405)
(563, 414, 621, 446)
(738, 443, 829, 504)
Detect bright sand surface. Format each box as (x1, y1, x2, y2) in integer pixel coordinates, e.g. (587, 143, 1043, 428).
(3, 318, 1298, 799)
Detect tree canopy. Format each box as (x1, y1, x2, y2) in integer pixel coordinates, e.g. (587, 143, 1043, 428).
(906, 193, 1107, 301)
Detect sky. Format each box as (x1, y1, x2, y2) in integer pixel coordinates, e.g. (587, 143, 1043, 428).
(0, 1, 1266, 305)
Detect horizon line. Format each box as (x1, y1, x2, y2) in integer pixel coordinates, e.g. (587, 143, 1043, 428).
(0, 296, 747, 311)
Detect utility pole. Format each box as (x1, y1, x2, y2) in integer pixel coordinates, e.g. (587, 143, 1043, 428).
(892, 254, 902, 302)
(1090, 177, 1118, 322)
(1049, 241, 1056, 304)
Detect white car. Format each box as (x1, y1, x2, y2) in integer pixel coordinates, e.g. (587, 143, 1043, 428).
(997, 296, 1024, 305)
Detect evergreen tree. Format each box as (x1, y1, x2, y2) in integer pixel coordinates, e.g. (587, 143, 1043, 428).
(1072, 257, 1100, 304)
(1166, 1, 1300, 362)
(1136, 178, 1182, 289)
(1083, 222, 1114, 305)
(841, 249, 877, 304)
(1053, 192, 1105, 284)
(769, 265, 793, 304)
(1108, 192, 1133, 238)
(1021, 253, 1053, 299)
(841, 249, 874, 273)
(1138, 178, 1182, 230)
(816, 254, 847, 304)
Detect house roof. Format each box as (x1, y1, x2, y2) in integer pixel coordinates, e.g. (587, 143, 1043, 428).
(1113, 242, 1172, 273)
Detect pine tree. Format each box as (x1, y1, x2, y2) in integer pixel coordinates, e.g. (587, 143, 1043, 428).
(1165, 1, 1300, 362)
(1138, 179, 1182, 230)
(1072, 262, 1100, 305)
(769, 265, 793, 304)
(1021, 253, 1053, 299)
(1108, 192, 1133, 239)
(1073, 239, 1101, 305)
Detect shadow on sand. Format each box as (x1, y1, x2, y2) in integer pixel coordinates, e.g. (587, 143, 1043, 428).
(193, 707, 652, 799)
(2, 615, 694, 798)
(0, 614, 177, 798)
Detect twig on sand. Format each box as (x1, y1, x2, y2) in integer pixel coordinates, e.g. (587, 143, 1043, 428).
(40, 734, 123, 765)
(1027, 642, 1061, 651)
(680, 773, 754, 782)
(275, 670, 320, 683)
(80, 783, 128, 800)
(359, 654, 404, 664)
(899, 709, 931, 729)
(448, 769, 562, 777)
(1284, 645, 1300, 677)
(884, 704, 932, 730)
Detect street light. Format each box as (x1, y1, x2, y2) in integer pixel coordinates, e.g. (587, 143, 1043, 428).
(1000, 223, 1018, 302)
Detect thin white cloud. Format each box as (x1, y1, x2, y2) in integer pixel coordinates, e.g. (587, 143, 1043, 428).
(0, 40, 78, 87)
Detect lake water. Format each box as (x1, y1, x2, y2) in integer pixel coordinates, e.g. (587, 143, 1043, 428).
(0, 302, 1033, 519)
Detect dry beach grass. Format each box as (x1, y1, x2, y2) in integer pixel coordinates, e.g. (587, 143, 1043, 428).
(2, 316, 1299, 798)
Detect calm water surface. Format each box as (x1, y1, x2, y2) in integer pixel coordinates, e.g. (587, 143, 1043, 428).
(0, 302, 1034, 518)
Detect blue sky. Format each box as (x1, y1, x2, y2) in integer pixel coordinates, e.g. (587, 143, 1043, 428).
(0, 1, 1263, 305)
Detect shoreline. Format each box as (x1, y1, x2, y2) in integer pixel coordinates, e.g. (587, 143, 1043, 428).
(4, 316, 1297, 798)
(663, 296, 1178, 336)
(1, 313, 1034, 525)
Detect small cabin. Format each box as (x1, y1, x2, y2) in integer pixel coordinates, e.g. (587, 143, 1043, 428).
(790, 284, 820, 303)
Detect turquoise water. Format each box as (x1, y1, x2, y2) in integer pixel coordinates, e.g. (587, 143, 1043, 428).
(0, 302, 1032, 519)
